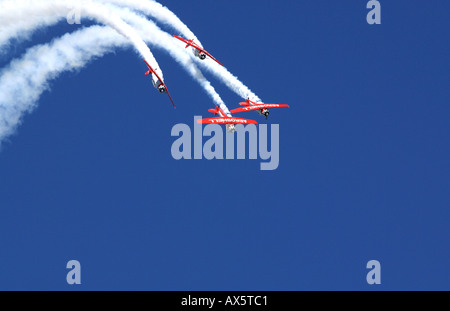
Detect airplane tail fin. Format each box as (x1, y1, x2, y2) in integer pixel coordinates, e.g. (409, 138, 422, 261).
(208, 107, 220, 115)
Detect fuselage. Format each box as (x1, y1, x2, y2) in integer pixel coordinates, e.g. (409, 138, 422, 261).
(151, 74, 166, 93)
(247, 100, 270, 118)
(259, 108, 269, 118)
(193, 47, 207, 60)
(216, 107, 237, 133)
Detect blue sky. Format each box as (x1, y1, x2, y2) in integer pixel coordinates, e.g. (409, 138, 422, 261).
(0, 0, 449, 290)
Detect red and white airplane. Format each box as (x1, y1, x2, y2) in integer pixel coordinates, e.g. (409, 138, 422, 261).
(173, 35, 224, 67)
(143, 58, 175, 108)
(197, 106, 257, 133)
(230, 98, 289, 119)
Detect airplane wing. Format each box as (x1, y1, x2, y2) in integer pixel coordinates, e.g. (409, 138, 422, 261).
(203, 50, 224, 66)
(173, 35, 223, 66)
(143, 59, 164, 85)
(230, 104, 289, 114)
(173, 35, 189, 45)
(143, 58, 153, 72)
(173, 35, 201, 49)
(197, 117, 258, 125)
(165, 86, 176, 108)
(142, 59, 174, 108)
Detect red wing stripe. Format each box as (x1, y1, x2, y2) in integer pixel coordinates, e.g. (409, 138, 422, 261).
(173, 35, 188, 44)
(230, 104, 289, 113)
(173, 35, 202, 51)
(165, 87, 175, 108)
(197, 117, 258, 125)
(143, 58, 152, 72)
(151, 69, 163, 85)
(173, 35, 223, 66)
(204, 51, 224, 66)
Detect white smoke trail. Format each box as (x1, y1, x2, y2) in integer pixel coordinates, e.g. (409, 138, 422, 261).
(100, 3, 231, 114)
(0, 0, 260, 102)
(0, 0, 230, 110)
(196, 57, 262, 103)
(0, 0, 264, 143)
(0, 0, 60, 48)
(0, 25, 227, 145)
(0, 26, 126, 144)
(96, 0, 261, 102)
(0, 6, 234, 143)
(0, 0, 229, 109)
(98, 0, 202, 47)
(0, 0, 163, 78)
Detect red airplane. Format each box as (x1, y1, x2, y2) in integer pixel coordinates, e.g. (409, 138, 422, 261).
(197, 106, 257, 133)
(230, 98, 289, 119)
(173, 35, 224, 67)
(143, 58, 175, 108)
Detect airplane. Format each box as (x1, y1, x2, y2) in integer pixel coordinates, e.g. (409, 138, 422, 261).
(197, 106, 258, 133)
(143, 58, 175, 108)
(173, 35, 224, 66)
(230, 98, 289, 119)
